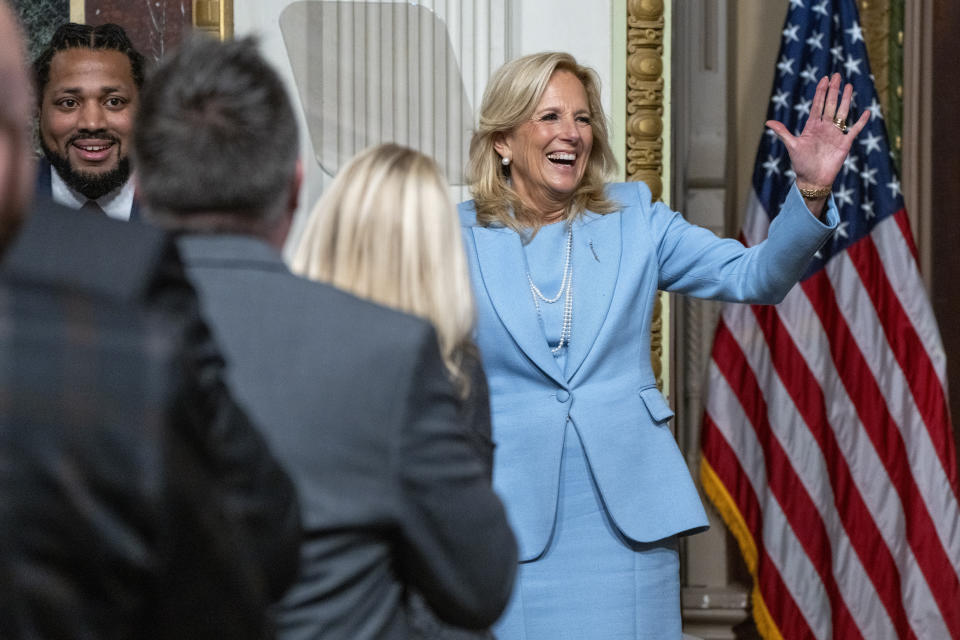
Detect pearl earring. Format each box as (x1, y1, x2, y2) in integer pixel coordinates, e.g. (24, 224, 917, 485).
(501, 156, 511, 166)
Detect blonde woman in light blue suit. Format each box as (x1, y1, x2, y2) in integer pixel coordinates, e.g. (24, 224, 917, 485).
(460, 52, 868, 639)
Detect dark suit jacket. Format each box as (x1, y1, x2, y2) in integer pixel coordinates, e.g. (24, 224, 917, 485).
(177, 233, 517, 640)
(0, 202, 301, 639)
(407, 346, 497, 640)
(34, 157, 141, 221)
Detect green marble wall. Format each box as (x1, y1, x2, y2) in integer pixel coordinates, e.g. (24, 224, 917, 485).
(12, 0, 69, 64)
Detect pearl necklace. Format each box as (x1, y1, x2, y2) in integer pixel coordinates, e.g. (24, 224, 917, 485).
(527, 226, 573, 354)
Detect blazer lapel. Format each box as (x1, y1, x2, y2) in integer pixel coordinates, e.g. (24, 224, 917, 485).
(564, 211, 622, 380)
(35, 157, 52, 200)
(129, 198, 142, 222)
(472, 226, 566, 386)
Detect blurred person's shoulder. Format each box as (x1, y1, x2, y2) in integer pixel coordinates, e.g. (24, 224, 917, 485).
(289, 267, 439, 350)
(1, 197, 177, 306)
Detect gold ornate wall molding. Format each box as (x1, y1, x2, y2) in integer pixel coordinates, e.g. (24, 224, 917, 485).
(626, 0, 668, 391)
(70, 1, 83, 24)
(626, 0, 665, 201)
(194, 0, 233, 40)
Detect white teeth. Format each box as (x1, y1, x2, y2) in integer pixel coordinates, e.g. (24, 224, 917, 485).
(78, 144, 109, 151)
(547, 152, 576, 161)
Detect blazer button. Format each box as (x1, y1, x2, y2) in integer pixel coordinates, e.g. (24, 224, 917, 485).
(556, 389, 570, 403)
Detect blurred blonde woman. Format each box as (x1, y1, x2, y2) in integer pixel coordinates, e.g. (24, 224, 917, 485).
(292, 144, 496, 639)
(293, 143, 478, 399)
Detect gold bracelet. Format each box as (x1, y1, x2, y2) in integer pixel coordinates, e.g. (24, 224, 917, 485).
(797, 184, 832, 199)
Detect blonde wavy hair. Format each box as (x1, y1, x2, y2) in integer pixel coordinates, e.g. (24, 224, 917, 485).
(291, 144, 476, 395)
(467, 52, 619, 231)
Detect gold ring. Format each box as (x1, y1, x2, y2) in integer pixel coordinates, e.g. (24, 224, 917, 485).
(833, 116, 848, 133)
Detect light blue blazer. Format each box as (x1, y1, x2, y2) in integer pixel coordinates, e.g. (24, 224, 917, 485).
(459, 181, 838, 561)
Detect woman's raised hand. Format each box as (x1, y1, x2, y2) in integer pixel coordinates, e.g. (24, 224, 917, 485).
(765, 72, 870, 193)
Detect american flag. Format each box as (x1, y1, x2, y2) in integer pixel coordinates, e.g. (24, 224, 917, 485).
(700, 1, 960, 638)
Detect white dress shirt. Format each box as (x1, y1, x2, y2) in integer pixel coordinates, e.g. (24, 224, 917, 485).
(50, 166, 136, 221)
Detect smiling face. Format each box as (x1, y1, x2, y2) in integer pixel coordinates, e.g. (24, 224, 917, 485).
(494, 70, 593, 222)
(39, 47, 137, 199)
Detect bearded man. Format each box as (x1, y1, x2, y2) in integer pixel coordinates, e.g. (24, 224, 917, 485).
(33, 22, 142, 220)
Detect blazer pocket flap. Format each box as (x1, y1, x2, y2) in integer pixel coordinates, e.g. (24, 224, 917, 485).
(639, 387, 674, 423)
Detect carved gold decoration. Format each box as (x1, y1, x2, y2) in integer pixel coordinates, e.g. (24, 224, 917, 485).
(627, 0, 665, 201)
(70, 0, 84, 24)
(627, 0, 667, 391)
(194, 0, 234, 40)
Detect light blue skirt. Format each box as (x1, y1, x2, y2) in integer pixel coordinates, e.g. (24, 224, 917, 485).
(494, 421, 681, 640)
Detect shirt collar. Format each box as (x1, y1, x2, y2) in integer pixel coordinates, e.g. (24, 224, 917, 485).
(50, 165, 136, 221)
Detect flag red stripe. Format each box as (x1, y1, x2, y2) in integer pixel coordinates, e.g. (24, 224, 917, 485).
(801, 269, 960, 638)
(702, 412, 816, 639)
(711, 322, 863, 639)
(846, 220, 959, 495)
(750, 302, 916, 639)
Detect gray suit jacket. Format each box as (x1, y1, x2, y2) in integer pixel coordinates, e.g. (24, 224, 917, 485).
(177, 234, 517, 640)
